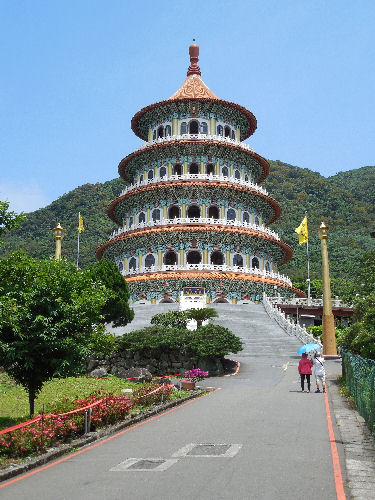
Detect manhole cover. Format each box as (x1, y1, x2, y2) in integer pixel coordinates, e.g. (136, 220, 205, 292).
(173, 443, 242, 458)
(110, 458, 178, 472)
(187, 444, 230, 456)
(128, 459, 165, 470)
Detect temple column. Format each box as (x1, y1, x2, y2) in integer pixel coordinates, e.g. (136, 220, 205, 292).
(183, 161, 188, 174)
(158, 250, 163, 266)
(124, 257, 127, 273)
(232, 298, 237, 304)
(226, 250, 231, 265)
(182, 203, 186, 218)
(221, 206, 225, 219)
(235, 128, 240, 141)
(138, 253, 143, 268)
(151, 298, 156, 304)
(203, 249, 208, 264)
(200, 161, 204, 174)
(230, 165, 234, 177)
(210, 117, 216, 135)
(216, 162, 220, 175)
(168, 162, 172, 177)
(261, 257, 264, 270)
(146, 209, 150, 223)
(237, 208, 242, 222)
(148, 128, 153, 142)
(163, 205, 167, 219)
(202, 204, 206, 218)
(179, 249, 184, 265)
(172, 118, 178, 136)
(246, 254, 250, 268)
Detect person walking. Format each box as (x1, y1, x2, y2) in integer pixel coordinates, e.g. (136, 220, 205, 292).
(313, 352, 326, 393)
(298, 353, 313, 392)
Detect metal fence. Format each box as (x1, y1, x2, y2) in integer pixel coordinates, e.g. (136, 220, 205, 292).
(342, 351, 375, 436)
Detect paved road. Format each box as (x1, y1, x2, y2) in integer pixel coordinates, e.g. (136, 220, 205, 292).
(1, 304, 347, 499)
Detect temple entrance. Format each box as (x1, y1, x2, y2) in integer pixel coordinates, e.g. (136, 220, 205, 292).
(168, 205, 180, 219)
(164, 250, 177, 265)
(189, 163, 199, 174)
(208, 205, 219, 219)
(187, 205, 200, 218)
(206, 163, 215, 175)
(187, 250, 201, 264)
(211, 251, 224, 265)
(173, 164, 182, 175)
(189, 120, 199, 134)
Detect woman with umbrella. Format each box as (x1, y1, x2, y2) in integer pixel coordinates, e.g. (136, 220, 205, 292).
(297, 343, 321, 392)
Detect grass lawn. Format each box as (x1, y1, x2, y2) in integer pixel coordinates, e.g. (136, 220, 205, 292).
(0, 372, 140, 430)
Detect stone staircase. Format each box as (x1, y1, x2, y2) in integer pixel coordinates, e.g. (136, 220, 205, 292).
(106, 302, 302, 363)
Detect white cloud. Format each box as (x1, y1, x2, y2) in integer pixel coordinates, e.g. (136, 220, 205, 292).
(0, 181, 51, 213)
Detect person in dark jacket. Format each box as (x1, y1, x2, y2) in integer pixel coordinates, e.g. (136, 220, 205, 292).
(298, 353, 313, 392)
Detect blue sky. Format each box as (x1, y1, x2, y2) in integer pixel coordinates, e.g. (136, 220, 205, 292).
(1, 0, 374, 213)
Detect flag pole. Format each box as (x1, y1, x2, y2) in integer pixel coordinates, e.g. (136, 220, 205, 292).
(305, 211, 311, 304)
(77, 212, 80, 269)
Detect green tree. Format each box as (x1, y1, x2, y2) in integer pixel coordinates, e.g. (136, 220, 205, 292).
(185, 307, 218, 328)
(88, 258, 134, 327)
(0, 201, 26, 242)
(151, 310, 189, 329)
(0, 252, 115, 416)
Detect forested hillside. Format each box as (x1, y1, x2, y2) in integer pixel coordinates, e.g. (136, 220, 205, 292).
(1, 162, 374, 290)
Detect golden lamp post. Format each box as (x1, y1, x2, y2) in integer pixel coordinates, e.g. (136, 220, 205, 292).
(52, 223, 66, 260)
(317, 222, 337, 356)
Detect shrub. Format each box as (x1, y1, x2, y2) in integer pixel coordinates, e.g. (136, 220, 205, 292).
(186, 324, 243, 357)
(151, 310, 189, 329)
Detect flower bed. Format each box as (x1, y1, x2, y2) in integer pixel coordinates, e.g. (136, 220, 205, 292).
(0, 382, 173, 460)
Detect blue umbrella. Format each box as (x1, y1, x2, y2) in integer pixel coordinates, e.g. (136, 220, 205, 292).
(297, 343, 321, 355)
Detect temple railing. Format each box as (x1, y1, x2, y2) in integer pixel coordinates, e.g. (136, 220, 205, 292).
(123, 264, 292, 286)
(119, 172, 269, 197)
(109, 217, 280, 240)
(135, 133, 256, 154)
(263, 293, 321, 345)
(266, 296, 352, 308)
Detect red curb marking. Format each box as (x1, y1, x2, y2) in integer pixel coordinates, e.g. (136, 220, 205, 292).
(324, 390, 346, 500)
(0, 389, 219, 490)
(224, 359, 240, 377)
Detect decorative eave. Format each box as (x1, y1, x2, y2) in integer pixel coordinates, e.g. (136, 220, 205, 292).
(131, 97, 257, 142)
(118, 139, 269, 184)
(107, 180, 281, 225)
(95, 224, 293, 265)
(124, 271, 306, 298)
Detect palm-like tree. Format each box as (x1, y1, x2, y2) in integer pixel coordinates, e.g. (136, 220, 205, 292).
(185, 307, 218, 328)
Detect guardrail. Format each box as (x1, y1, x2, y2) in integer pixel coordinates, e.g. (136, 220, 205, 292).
(263, 293, 321, 345)
(266, 296, 352, 308)
(110, 217, 280, 241)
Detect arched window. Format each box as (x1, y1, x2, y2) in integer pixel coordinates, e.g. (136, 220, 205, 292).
(222, 166, 229, 177)
(180, 122, 187, 134)
(217, 125, 223, 136)
(157, 126, 164, 138)
(208, 205, 219, 219)
(152, 209, 160, 222)
(187, 250, 201, 264)
(242, 212, 250, 223)
(118, 260, 124, 272)
(139, 174, 143, 183)
(148, 169, 154, 180)
(138, 212, 146, 224)
(168, 205, 180, 219)
(211, 250, 224, 265)
(265, 261, 270, 272)
(165, 125, 171, 136)
(234, 169, 241, 180)
(129, 216, 134, 227)
(244, 174, 249, 182)
(189, 120, 199, 134)
(173, 163, 182, 176)
(254, 216, 260, 226)
(189, 162, 199, 174)
(164, 250, 177, 265)
(145, 254, 155, 268)
(224, 126, 231, 137)
(187, 205, 200, 218)
(252, 257, 259, 269)
(200, 122, 208, 134)
(152, 130, 156, 141)
(206, 163, 215, 175)
(159, 166, 167, 177)
(129, 257, 137, 271)
(227, 208, 236, 221)
(233, 254, 243, 267)
(231, 130, 236, 140)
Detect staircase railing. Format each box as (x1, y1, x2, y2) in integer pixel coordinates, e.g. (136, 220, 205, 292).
(263, 293, 321, 346)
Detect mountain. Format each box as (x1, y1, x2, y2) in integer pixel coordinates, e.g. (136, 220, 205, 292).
(1, 162, 374, 286)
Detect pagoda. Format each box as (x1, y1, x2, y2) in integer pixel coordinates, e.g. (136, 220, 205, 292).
(96, 44, 304, 304)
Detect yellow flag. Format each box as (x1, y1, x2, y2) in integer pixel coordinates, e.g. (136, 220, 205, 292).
(78, 214, 84, 233)
(295, 216, 308, 244)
